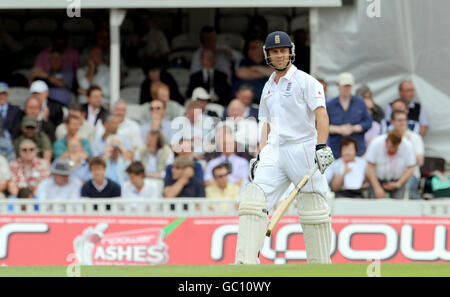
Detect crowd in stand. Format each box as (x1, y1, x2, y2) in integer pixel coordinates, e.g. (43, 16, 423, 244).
(0, 11, 433, 206)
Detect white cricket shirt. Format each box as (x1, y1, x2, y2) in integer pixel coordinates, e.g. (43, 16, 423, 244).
(258, 65, 326, 145)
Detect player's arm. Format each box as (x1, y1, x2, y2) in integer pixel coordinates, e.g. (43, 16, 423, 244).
(314, 106, 329, 145)
(259, 122, 271, 153)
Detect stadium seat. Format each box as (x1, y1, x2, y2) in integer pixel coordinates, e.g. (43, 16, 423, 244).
(168, 50, 194, 66)
(0, 18, 21, 33)
(265, 15, 289, 33)
(7, 87, 30, 108)
(171, 33, 201, 51)
(218, 15, 250, 35)
(24, 18, 58, 33)
(62, 18, 95, 33)
(120, 86, 141, 104)
(122, 67, 145, 87)
(126, 103, 149, 124)
(291, 15, 309, 32)
(217, 33, 245, 51)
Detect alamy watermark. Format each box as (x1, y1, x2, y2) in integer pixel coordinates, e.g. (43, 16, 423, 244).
(66, 0, 81, 18)
(366, 0, 381, 18)
(366, 258, 381, 277)
(66, 253, 81, 277)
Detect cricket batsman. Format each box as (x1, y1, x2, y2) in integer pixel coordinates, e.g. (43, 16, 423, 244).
(235, 31, 335, 264)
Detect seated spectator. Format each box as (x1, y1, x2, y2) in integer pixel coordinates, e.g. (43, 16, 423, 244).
(190, 26, 242, 86)
(33, 30, 79, 77)
(139, 58, 183, 105)
(234, 38, 273, 103)
(9, 139, 51, 195)
(55, 102, 96, 144)
(53, 115, 91, 160)
(13, 116, 52, 164)
(122, 161, 161, 199)
(365, 130, 415, 199)
(0, 82, 23, 135)
(140, 99, 175, 145)
(36, 160, 82, 200)
(82, 85, 109, 128)
(0, 154, 14, 199)
(189, 87, 221, 119)
(58, 136, 90, 183)
(327, 72, 372, 158)
(356, 85, 384, 123)
(204, 125, 249, 187)
(384, 80, 428, 136)
(13, 97, 56, 143)
(390, 110, 424, 199)
(81, 157, 121, 198)
(224, 84, 259, 120)
(163, 155, 205, 198)
(113, 101, 143, 151)
(7, 187, 38, 212)
(137, 11, 171, 63)
(148, 82, 184, 122)
(165, 138, 204, 181)
(293, 28, 311, 74)
(104, 136, 131, 186)
(29, 80, 64, 127)
(381, 98, 418, 134)
(0, 125, 15, 161)
(77, 46, 110, 104)
(29, 49, 73, 106)
(325, 136, 367, 198)
(134, 130, 174, 179)
(206, 163, 240, 211)
(186, 48, 230, 106)
(91, 114, 132, 158)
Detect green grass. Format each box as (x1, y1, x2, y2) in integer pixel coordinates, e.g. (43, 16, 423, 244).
(0, 264, 449, 277)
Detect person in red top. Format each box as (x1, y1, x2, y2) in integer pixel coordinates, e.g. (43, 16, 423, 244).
(9, 139, 51, 195)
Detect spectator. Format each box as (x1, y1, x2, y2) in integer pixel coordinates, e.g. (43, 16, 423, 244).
(36, 160, 82, 200)
(204, 125, 249, 187)
(325, 136, 367, 198)
(385, 80, 428, 137)
(0, 82, 23, 135)
(91, 114, 132, 158)
(13, 116, 52, 164)
(140, 99, 175, 145)
(327, 72, 372, 158)
(29, 49, 73, 106)
(104, 136, 131, 186)
(0, 154, 14, 199)
(205, 163, 241, 211)
(317, 78, 328, 99)
(365, 130, 415, 199)
(390, 110, 425, 199)
(381, 98, 415, 134)
(55, 102, 96, 144)
(9, 187, 37, 212)
(245, 15, 268, 41)
(53, 115, 91, 160)
(148, 82, 184, 122)
(186, 48, 230, 106)
(134, 130, 174, 179)
(113, 101, 143, 151)
(189, 87, 221, 119)
(137, 11, 171, 63)
(58, 136, 90, 183)
(81, 157, 121, 198)
(13, 97, 56, 143)
(293, 28, 310, 74)
(9, 139, 51, 195)
(33, 30, 79, 77)
(82, 85, 109, 127)
(122, 161, 160, 199)
(163, 155, 205, 198)
(77, 46, 110, 104)
(234, 38, 273, 103)
(230, 84, 259, 120)
(190, 26, 242, 85)
(356, 85, 384, 123)
(139, 58, 183, 105)
(29, 80, 64, 127)
(0, 125, 15, 161)
(165, 138, 204, 182)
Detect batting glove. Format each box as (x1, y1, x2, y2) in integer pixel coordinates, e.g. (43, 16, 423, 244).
(248, 154, 260, 182)
(315, 143, 334, 174)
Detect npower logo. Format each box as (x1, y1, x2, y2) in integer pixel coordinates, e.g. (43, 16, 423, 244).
(210, 224, 450, 263)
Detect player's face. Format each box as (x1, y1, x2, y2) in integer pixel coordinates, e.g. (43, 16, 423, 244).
(268, 47, 290, 69)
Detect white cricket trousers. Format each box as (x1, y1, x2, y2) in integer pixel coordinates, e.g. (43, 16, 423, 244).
(253, 139, 328, 210)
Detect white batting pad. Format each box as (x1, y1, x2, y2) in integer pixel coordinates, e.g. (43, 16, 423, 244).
(296, 192, 332, 264)
(235, 183, 268, 264)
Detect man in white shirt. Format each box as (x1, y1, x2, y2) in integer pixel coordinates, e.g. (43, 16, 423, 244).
(122, 161, 161, 199)
(113, 101, 143, 151)
(390, 110, 424, 199)
(36, 160, 82, 200)
(365, 129, 416, 199)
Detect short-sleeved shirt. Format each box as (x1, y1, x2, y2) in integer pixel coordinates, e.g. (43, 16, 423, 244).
(259, 65, 326, 146)
(9, 157, 51, 190)
(365, 134, 416, 181)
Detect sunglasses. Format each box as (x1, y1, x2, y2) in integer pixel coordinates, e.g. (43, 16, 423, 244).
(20, 147, 36, 152)
(150, 106, 162, 111)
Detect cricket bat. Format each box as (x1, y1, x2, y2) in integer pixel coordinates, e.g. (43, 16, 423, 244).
(265, 163, 319, 237)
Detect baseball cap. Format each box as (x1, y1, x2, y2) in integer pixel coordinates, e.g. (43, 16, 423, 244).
(51, 160, 72, 176)
(191, 87, 211, 101)
(29, 80, 49, 94)
(21, 115, 38, 128)
(0, 82, 9, 93)
(337, 72, 355, 86)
